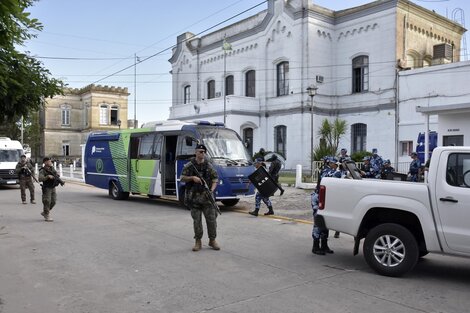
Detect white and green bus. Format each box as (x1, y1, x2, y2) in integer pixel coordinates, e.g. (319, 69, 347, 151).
(84, 120, 255, 206)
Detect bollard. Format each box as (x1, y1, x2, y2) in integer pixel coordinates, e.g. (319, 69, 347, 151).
(54, 161, 57, 170)
(70, 164, 74, 178)
(35, 163, 39, 175)
(295, 164, 303, 188)
(73, 160, 76, 171)
(59, 164, 63, 177)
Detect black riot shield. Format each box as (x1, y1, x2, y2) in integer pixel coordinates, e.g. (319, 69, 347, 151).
(248, 166, 279, 198)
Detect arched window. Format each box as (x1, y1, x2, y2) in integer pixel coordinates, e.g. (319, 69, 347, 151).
(100, 104, 109, 125)
(110, 105, 119, 125)
(274, 125, 287, 158)
(207, 80, 215, 99)
(184, 85, 191, 104)
(351, 123, 367, 153)
(352, 56, 369, 93)
(245, 70, 256, 97)
(61, 104, 71, 126)
(277, 61, 289, 96)
(225, 75, 234, 96)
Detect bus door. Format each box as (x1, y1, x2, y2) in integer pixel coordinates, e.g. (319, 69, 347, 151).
(129, 132, 163, 196)
(175, 134, 197, 200)
(162, 135, 178, 196)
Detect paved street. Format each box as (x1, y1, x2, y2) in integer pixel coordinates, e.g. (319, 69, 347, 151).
(1, 183, 470, 313)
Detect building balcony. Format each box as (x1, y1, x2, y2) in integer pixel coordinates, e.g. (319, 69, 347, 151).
(170, 95, 260, 120)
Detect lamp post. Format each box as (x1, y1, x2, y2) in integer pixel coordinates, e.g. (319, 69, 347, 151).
(222, 36, 232, 125)
(134, 54, 140, 129)
(306, 85, 318, 178)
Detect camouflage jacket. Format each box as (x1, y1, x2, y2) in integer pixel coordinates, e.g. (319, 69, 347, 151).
(181, 158, 218, 206)
(39, 166, 59, 188)
(15, 160, 34, 178)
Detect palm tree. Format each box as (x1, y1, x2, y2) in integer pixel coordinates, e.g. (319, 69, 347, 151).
(313, 118, 347, 161)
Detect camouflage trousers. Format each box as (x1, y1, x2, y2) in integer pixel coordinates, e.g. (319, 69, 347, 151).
(191, 203, 217, 240)
(42, 187, 57, 215)
(19, 177, 35, 202)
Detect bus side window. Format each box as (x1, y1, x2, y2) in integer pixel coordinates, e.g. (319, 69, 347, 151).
(177, 135, 196, 159)
(139, 133, 155, 159)
(153, 135, 163, 160)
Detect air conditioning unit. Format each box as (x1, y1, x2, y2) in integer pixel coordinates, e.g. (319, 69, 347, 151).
(215, 91, 221, 97)
(433, 43, 453, 60)
(316, 75, 324, 84)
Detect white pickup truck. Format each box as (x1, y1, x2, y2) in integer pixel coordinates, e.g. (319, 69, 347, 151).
(317, 146, 470, 277)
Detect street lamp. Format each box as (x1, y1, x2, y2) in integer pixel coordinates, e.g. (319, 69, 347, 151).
(222, 36, 232, 125)
(306, 85, 318, 178)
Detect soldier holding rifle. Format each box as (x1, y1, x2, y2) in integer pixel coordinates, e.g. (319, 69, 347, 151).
(15, 154, 36, 204)
(38, 157, 64, 222)
(180, 144, 220, 252)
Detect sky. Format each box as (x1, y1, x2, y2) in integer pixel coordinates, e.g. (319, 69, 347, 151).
(23, 0, 470, 125)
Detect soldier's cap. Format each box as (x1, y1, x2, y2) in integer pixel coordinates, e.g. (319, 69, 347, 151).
(410, 151, 417, 156)
(195, 144, 207, 152)
(43, 157, 51, 162)
(20, 154, 26, 158)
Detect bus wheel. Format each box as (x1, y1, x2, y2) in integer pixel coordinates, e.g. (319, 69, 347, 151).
(109, 181, 129, 200)
(221, 199, 239, 207)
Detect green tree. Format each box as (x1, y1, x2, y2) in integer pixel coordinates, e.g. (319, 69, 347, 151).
(312, 118, 347, 161)
(1, 0, 63, 122)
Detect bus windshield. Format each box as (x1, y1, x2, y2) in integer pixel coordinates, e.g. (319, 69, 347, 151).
(198, 128, 251, 162)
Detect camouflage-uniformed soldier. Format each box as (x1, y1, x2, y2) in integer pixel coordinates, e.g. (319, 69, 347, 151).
(180, 144, 220, 252)
(38, 157, 60, 222)
(15, 154, 35, 204)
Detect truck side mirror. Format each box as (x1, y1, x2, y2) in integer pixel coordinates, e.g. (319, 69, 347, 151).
(185, 136, 198, 146)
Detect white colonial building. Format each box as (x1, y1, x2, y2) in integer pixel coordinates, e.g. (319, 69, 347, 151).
(168, 0, 465, 169)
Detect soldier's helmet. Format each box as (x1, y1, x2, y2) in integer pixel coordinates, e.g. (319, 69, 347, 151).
(384, 159, 391, 165)
(410, 151, 418, 157)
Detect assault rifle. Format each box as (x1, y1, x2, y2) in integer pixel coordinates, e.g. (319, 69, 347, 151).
(42, 167, 65, 187)
(23, 166, 40, 184)
(188, 162, 221, 216)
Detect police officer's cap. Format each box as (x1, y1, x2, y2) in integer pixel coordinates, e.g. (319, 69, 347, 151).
(195, 144, 207, 152)
(43, 157, 51, 163)
(410, 151, 417, 156)
(254, 157, 263, 164)
(384, 159, 391, 164)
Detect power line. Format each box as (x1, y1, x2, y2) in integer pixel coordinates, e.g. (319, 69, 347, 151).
(90, 0, 268, 85)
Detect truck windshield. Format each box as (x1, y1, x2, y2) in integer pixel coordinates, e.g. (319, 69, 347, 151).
(0, 150, 22, 162)
(198, 128, 251, 162)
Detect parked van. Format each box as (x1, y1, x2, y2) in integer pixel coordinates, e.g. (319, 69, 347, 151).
(0, 137, 24, 185)
(84, 120, 255, 206)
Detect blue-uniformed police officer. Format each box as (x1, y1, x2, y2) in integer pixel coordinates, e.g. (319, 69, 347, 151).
(408, 152, 421, 182)
(249, 158, 274, 216)
(381, 159, 396, 179)
(370, 149, 384, 178)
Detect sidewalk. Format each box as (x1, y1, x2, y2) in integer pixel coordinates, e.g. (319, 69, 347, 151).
(235, 185, 314, 223)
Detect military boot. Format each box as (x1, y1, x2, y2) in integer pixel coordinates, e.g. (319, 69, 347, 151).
(264, 206, 274, 215)
(312, 239, 325, 255)
(209, 239, 220, 250)
(249, 209, 259, 216)
(321, 238, 334, 254)
(192, 239, 202, 252)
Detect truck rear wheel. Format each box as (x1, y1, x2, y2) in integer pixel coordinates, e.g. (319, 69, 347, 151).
(109, 181, 129, 200)
(363, 223, 419, 277)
